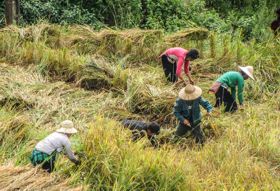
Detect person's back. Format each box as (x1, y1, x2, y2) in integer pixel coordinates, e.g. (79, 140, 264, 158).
(122, 119, 148, 132)
(217, 71, 244, 88)
(160, 47, 199, 84)
(210, 66, 254, 112)
(164, 47, 187, 58)
(35, 132, 70, 155)
(30, 120, 80, 173)
(122, 119, 147, 141)
(122, 119, 160, 147)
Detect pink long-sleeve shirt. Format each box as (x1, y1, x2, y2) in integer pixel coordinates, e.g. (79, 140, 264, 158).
(161, 47, 190, 77)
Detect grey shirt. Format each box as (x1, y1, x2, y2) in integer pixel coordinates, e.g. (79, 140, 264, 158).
(35, 132, 76, 161)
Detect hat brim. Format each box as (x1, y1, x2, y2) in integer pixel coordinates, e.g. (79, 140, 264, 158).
(178, 86, 202, 101)
(56, 128, 78, 134)
(239, 66, 254, 80)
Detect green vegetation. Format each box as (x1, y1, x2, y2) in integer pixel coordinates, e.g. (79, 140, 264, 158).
(0, 21, 279, 190)
(1, 0, 279, 40)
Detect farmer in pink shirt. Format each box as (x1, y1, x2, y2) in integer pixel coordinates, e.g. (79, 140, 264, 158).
(160, 47, 199, 84)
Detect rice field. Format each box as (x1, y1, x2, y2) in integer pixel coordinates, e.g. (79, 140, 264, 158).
(0, 24, 279, 190)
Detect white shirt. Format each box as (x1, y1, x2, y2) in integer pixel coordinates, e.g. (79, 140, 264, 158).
(35, 132, 76, 160)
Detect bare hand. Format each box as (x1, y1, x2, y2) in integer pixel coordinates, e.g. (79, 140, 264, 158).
(189, 78, 194, 85)
(183, 119, 191, 126)
(174, 80, 183, 86)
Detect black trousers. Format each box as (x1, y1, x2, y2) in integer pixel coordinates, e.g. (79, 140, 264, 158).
(215, 86, 238, 112)
(161, 55, 177, 83)
(42, 156, 56, 173)
(175, 123, 205, 145)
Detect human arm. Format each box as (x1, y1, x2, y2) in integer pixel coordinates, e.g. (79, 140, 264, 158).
(184, 61, 194, 84)
(176, 57, 184, 81)
(199, 97, 213, 113)
(122, 119, 131, 128)
(63, 139, 80, 165)
(186, 73, 194, 85)
(237, 80, 244, 105)
(231, 87, 236, 101)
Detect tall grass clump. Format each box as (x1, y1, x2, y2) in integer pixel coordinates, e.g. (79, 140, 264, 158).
(77, 56, 128, 91)
(125, 80, 177, 124)
(69, 117, 187, 190)
(0, 109, 33, 164)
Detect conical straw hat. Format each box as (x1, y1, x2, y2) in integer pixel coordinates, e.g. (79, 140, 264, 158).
(56, 120, 78, 134)
(238, 66, 254, 80)
(178, 84, 202, 101)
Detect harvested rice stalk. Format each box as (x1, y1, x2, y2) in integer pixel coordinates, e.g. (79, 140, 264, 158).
(0, 94, 34, 110)
(0, 23, 63, 45)
(77, 56, 128, 90)
(0, 165, 86, 190)
(125, 82, 177, 124)
(164, 28, 209, 46)
(0, 112, 30, 144)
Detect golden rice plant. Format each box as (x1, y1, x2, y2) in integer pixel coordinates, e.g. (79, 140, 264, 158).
(164, 28, 209, 47)
(69, 116, 187, 190)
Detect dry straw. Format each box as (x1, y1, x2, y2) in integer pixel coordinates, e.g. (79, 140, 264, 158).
(0, 23, 279, 190)
(0, 165, 86, 190)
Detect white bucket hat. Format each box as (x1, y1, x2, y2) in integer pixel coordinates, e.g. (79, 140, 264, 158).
(178, 84, 202, 101)
(56, 120, 78, 134)
(238, 66, 254, 80)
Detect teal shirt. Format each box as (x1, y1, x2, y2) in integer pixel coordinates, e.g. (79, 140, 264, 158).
(217, 71, 244, 104)
(173, 97, 213, 125)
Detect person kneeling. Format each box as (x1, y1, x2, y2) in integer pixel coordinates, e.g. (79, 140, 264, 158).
(173, 84, 212, 145)
(30, 120, 80, 173)
(122, 119, 160, 147)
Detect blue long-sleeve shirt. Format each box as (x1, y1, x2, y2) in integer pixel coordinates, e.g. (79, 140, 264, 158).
(173, 97, 213, 125)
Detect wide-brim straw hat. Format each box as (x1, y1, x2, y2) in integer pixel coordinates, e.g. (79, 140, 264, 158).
(238, 66, 254, 80)
(178, 84, 202, 101)
(56, 120, 78, 134)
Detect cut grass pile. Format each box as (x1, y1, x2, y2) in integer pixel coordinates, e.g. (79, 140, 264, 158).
(0, 165, 86, 190)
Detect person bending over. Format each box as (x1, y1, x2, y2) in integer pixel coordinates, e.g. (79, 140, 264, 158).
(30, 120, 80, 173)
(122, 119, 160, 147)
(209, 66, 254, 113)
(160, 47, 199, 84)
